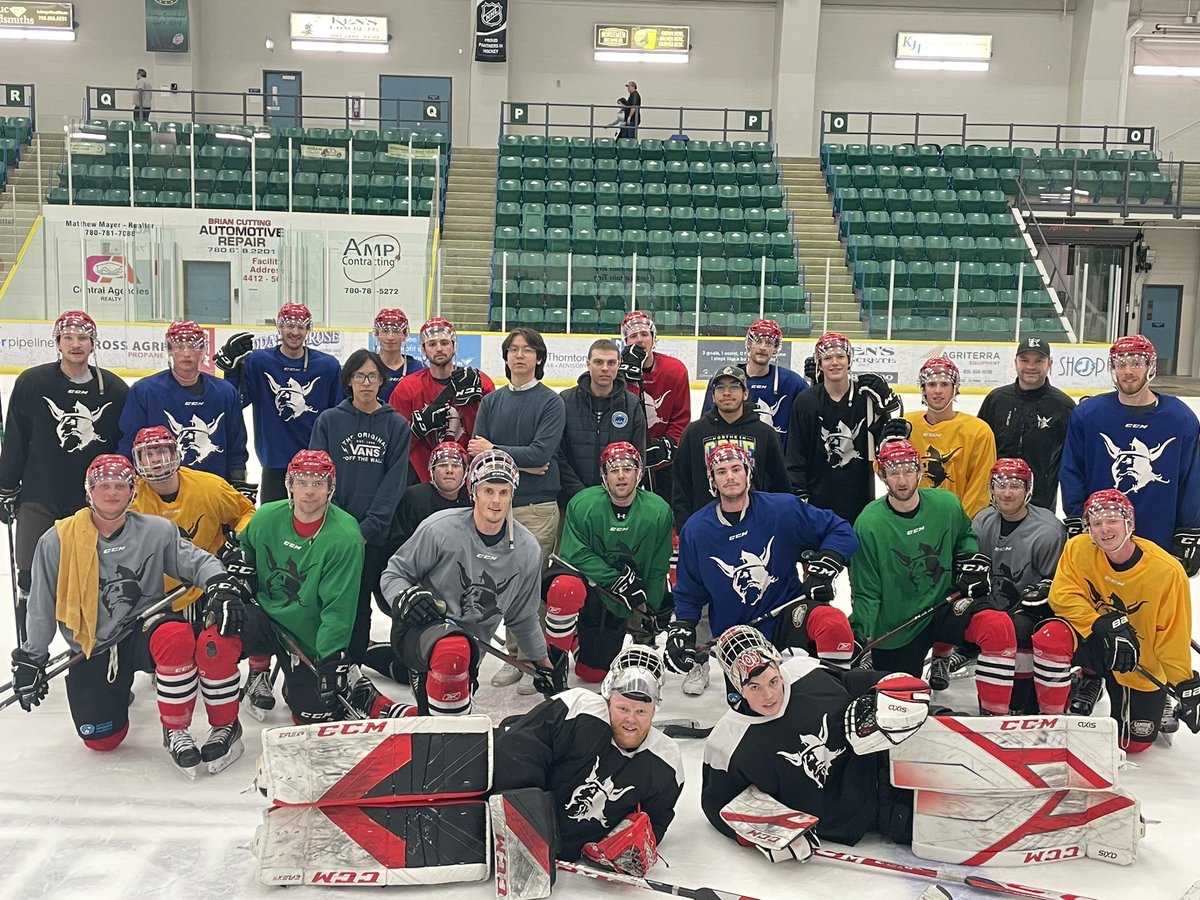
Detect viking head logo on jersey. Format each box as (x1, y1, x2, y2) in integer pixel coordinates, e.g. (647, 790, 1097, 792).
(456, 562, 518, 620)
(1085, 579, 1147, 620)
(992, 559, 1027, 608)
(100, 555, 152, 620)
(643, 390, 670, 429)
(920, 445, 962, 488)
(711, 537, 777, 606)
(262, 545, 313, 606)
(266, 373, 321, 422)
(820, 420, 863, 468)
(165, 410, 225, 465)
(1100, 433, 1175, 495)
(890, 534, 948, 592)
(776, 713, 844, 788)
(565, 758, 635, 826)
(754, 395, 785, 433)
(45, 398, 113, 452)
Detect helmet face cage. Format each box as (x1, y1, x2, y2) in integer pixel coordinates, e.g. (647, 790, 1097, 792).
(132, 426, 181, 483)
(165, 320, 206, 350)
(714, 625, 782, 695)
(989, 458, 1033, 505)
(601, 646, 665, 706)
(918, 357, 960, 389)
(467, 448, 520, 501)
(277, 303, 313, 331)
(1109, 335, 1156, 385)
(1083, 488, 1135, 533)
(815, 332, 852, 360)
(286, 450, 336, 495)
(706, 443, 753, 497)
(601, 441, 642, 476)
(373, 308, 409, 335)
(420, 317, 457, 343)
(620, 311, 656, 343)
(53, 310, 98, 342)
(875, 439, 921, 479)
(745, 319, 782, 352)
(428, 441, 468, 477)
(84, 454, 137, 512)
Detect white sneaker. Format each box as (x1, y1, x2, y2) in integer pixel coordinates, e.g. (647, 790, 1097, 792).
(516, 674, 538, 696)
(491, 663, 523, 687)
(682, 659, 710, 696)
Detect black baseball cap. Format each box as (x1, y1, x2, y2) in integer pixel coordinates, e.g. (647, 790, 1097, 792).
(1015, 337, 1051, 358)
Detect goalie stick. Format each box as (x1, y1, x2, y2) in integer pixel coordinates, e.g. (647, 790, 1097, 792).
(556, 860, 770, 900)
(852, 592, 963, 666)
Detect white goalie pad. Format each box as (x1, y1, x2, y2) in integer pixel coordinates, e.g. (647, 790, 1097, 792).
(718, 786, 819, 851)
(889, 714, 1123, 793)
(255, 715, 493, 806)
(912, 787, 1142, 867)
(253, 801, 492, 886)
(490, 790, 557, 900)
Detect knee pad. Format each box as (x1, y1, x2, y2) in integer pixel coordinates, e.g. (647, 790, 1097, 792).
(964, 609, 1017, 654)
(427, 635, 473, 715)
(805, 605, 854, 664)
(575, 661, 608, 683)
(148, 620, 197, 669)
(194, 624, 242, 678)
(1032, 618, 1076, 663)
(83, 722, 129, 752)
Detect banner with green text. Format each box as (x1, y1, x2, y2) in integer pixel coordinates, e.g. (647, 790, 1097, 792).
(145, 0, 189, 52)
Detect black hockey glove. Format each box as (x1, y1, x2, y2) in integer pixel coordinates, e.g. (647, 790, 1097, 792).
(10, 648, 48, 712)
(230, 479, 259, 505)
(803, 355, 817, 382)
(532, 646, 569, 698)
(448, 367, 484, 407)
(315, 652, 351, 711)
(1018, 578, 1054, 619)
(217, 536, 258, 597)
(644, 435, 676, 469)
(204, 575, 247, 636)
(0, 485, 18, 525)
(952, 552, 992, 603)
(1176, 672, 1200, 734)
(609, 564, 648, 612)
(857, 374, 902, 418)
(409, 401, 451, 441)
(395, 586, 447, 628)
(1063, 517, 1086, 540)
(1170, 527, 1200, 577)
(799, 550, 844, 607)
(877, 417, 912, 444)
(618, 344, 647, 386)
(214, 331, 254, 373)
(664, 620, 699, 674)
(1086, 611, 1140, 674)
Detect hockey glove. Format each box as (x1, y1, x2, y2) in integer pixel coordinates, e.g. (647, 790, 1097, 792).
(858, 374, 903, 418)
(0, 485, 19, 525)
(609, 564, 648, 612)
(1064, 516, 1086, 540)
(204, 575, 247, 636)
(618, 344, 648, 386)
(719, 786, 820, 864)
(1170, 526, 1200, 577)
(582, 811, 659, 878)
(217, 537, 258, 597)
(1018, 578, 1054, 619)
(1176, 672, 1200, 734)
(214, 331, 254, 373)
(230, 479, 259, 505)
(1086, 611, 1140, 673)
(644, 435, 676, 470)
(952, 552, 992, 603)
(448, 366, 483, 406)
(845, 673, 931, 754)
(315, 652, 351, 712)
(799, 550, 844, 606)
(409, 401, 451, 440)
(878, 417, 912, 444)
(532, 646, 569, 698)
(803, 355, 817, 383)
(395, 586, 448, 628)
(10, 649, 48, 712)
(664, 620, 699, 674)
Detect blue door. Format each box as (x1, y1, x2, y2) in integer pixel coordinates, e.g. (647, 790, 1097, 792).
(184, 261, 232, 325)
(379, 75, 451, 140)
(264, 71, 302, 129)
(1140, 284, 1181, 376)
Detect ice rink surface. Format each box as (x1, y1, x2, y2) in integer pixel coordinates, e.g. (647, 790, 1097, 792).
(1, 376, 1198, 899)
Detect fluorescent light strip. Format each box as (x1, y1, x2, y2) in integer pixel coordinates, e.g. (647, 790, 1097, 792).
(291, 39, 388, 54)
(0, 27, 76, 41)
(1133, 64, 1200, 76)
(895, 58, 988, 72)
(593, 50, 689, 64)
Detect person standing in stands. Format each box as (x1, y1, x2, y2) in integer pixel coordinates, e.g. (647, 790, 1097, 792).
(619, 81, 642, 139)
(133, 69, 152, 123)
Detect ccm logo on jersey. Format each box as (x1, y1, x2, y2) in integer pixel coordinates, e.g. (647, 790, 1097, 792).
(102, 546, 127, 554)
(315, 721, 388, 737)
(906, 526, 925, 536)
(1000, 717, 1060, 730)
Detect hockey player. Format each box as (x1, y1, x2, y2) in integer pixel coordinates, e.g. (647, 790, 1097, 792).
(117, 320, 250, 490)
(620, 311, 690, 504)
(849, 440, 1017, 715)
(493, 645, 685, 875)
(311, 349, 412, 663)
(214, 303, 341, 504)
(395, 441, 471, 547)
(372, 308, 425, 402)
(701, 625, 930, 853)
(978, 337, 1076, 511)
(701, 319, 807, 450)
(904, 356, 997, 519)
(1059, 335, 1200, 571)
(1039, 489, 1197, 751)
(671, 365, 789, 532)
(785, 332, 907, 525)
(970, 458, 1067, 713)
(236, 449, 411, 724)
(380, 449, 567, 715)
(668, 442, 860, 695)
(10, 455, 247, 773)
(547, 442, 673, 681)
(0, 311, 129, 637)
(388, 316, 493, 485)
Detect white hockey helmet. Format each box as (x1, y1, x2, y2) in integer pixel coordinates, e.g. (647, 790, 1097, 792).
(467, 448, 519, 500)
(713, 625, 782, 695)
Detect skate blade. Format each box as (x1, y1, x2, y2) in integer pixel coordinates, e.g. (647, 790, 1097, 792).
(207, 739, 245, 775)
(172, 762, 199, 780)
(243, 697, 269, 722)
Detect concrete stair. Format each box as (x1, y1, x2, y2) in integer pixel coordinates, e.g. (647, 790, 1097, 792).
(777, 156, 864, 338)
(0, 133, 62, 268)
(437, 147, 497, 331)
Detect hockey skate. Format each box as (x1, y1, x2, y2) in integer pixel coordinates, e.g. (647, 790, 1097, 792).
(682, 658, 710, 696)
(928, 655, 953, 692)
(243, 668, 276, 722)
(1068, 672, 1105, 716)
(1161, 692, 1181, 745)
(201, 719, 244, 774)
(348, 667, 416, 719)
(946, 648, 976, 680)
(163, 726, 200, 778)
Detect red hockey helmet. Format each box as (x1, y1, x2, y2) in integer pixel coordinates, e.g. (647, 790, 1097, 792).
(918, 355, 960, 388)
(989, 457, 1033, 504)
(373, 308, 410, 335)
(713, 625, 783, 696)
(428, 440, 468, 475)
(84, 454, 137, 513)
(1109, 335, 1156, 372)
(601, 441, 643, 475)
(875, 438, 921, 476)
(620, 310, 656, 342)
(286, 449, 336, 492)
(1083, 488, 1135, 530)
(53, 310, 98, 341)
(706, 442, 754, 496)
(745, 318, 783, 350)
(814, 331, 852, 359)
(132, 426, 181, 483)
(165, 320, 206, 350)
(276, 302, 313, 329)
(467, 448, 520, 500)
(420, 317, 457, 342)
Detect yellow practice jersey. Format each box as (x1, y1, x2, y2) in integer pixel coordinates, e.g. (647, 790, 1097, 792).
(132, 467, 255, 610)
(904, 410, 997, 518)
(1049, 534, 1193, 692)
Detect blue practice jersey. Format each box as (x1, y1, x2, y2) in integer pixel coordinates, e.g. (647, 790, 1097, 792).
(379, 354, 426, 404)
(702, 364, 807, 450)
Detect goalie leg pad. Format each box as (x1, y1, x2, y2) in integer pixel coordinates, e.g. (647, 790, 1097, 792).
(428, 635, 474, 716)
(544, 575, 586, 653)
(149, 619, 199, 729)
(804, 604, 854, 669)
(1031, 618, 1076, 714)
(964, 609, 1017, 715)
(491, 788, 558, 900)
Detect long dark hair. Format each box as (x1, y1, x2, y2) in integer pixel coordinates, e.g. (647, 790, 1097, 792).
(341, 348, 385, 396)
(502, 327, 547, 380)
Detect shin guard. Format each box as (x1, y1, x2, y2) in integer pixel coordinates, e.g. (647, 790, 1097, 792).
(150, 620, 199, 729)
(805, 604, 854, 668)
(544, 576, 585, 653)
(965, 609, 1017, 715)
(428, 635, 473, 716)
(196, 624, 242, 727)
(1032, 619, 1076, 715)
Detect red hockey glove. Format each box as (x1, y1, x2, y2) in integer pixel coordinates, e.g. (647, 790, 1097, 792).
(582, 810, 658, 878)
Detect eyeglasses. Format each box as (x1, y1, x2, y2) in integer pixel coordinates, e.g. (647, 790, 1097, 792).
(713, 382, 744, 393)
(351, 372, 383, 384)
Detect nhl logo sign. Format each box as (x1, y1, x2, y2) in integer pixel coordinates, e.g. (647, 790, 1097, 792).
(480, 0, 504, 28)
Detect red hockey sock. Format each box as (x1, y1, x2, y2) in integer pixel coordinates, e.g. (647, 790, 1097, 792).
(545, 575, 586, 652)
(249, 654, 272, 674)
(427, 635, 472, 716)
(965, 610, 1017, 715)
(83, 722, 129, 752)
(150, 621, 199, 729)
(196, 625, 243, 727)
(575, 661, 607, 683)
(806, 605, 854, 668)
(1031, 619, 1075, 714)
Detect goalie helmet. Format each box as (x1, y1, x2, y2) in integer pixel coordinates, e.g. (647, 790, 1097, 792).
(814, 331, 852, 359)
(164, 320, 206, 350)
(918, 355, 960, 388)
(286, 449, 336, 491)
(132, 426, 181, 483)
(706, 441, 753, 496)
(428, 441, 468, 475)
(745, 318, 782, 350)
(373, 308, 410, 334)
(713, 625, 783, 695)
(84, 454, 137, 513)
(420, 316, 457, 342)
(989, 457, 1033, 504)
(467, 448, 519, 500)
(875, 438, 921, 476)
(276, 302, 312, 330)
(620, 310, 656, 342)
(601, 646, 665, 706)
(53, 310, 98, 341)
(1083, 488, 1135, 529)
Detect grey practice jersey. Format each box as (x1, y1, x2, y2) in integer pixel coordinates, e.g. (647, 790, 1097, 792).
(23, 511, 225, 659)
(380, 508, 548, 662)
(971, 504, 1067, 610)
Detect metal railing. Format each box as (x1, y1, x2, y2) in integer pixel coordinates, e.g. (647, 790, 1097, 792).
(500, 102, 773, 143)
(1012, 155, 1200, 219)
(0, 82, 37, 130)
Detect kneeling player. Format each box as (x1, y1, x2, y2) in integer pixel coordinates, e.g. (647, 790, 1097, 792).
(10, 455, 247, 774)
(1039, 489, 1198, 751)
(701, 626, 930, 854)
(546, 442, 673, 682)
(381, 449, 566, 715)
(493, 646, 684, 876)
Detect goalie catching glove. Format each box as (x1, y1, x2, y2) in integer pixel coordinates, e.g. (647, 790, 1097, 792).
(581, 810, 658, 878)
(719, 786, 820, 864)
(845, 673, 931, 754)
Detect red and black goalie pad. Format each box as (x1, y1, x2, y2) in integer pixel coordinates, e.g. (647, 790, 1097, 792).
(490, 788, 559, 900)
(256, 716, 493, 807)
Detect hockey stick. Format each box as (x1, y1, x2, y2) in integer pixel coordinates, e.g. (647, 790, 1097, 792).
(270, 624, 365, 720)
(556, 859, 770, 900)
(444, 616, 540, 677)
(851, 592, 963, 666)
(693, 592, 814, 655)
(548, 553, 632, 611)
(4, 520, 23, 647)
